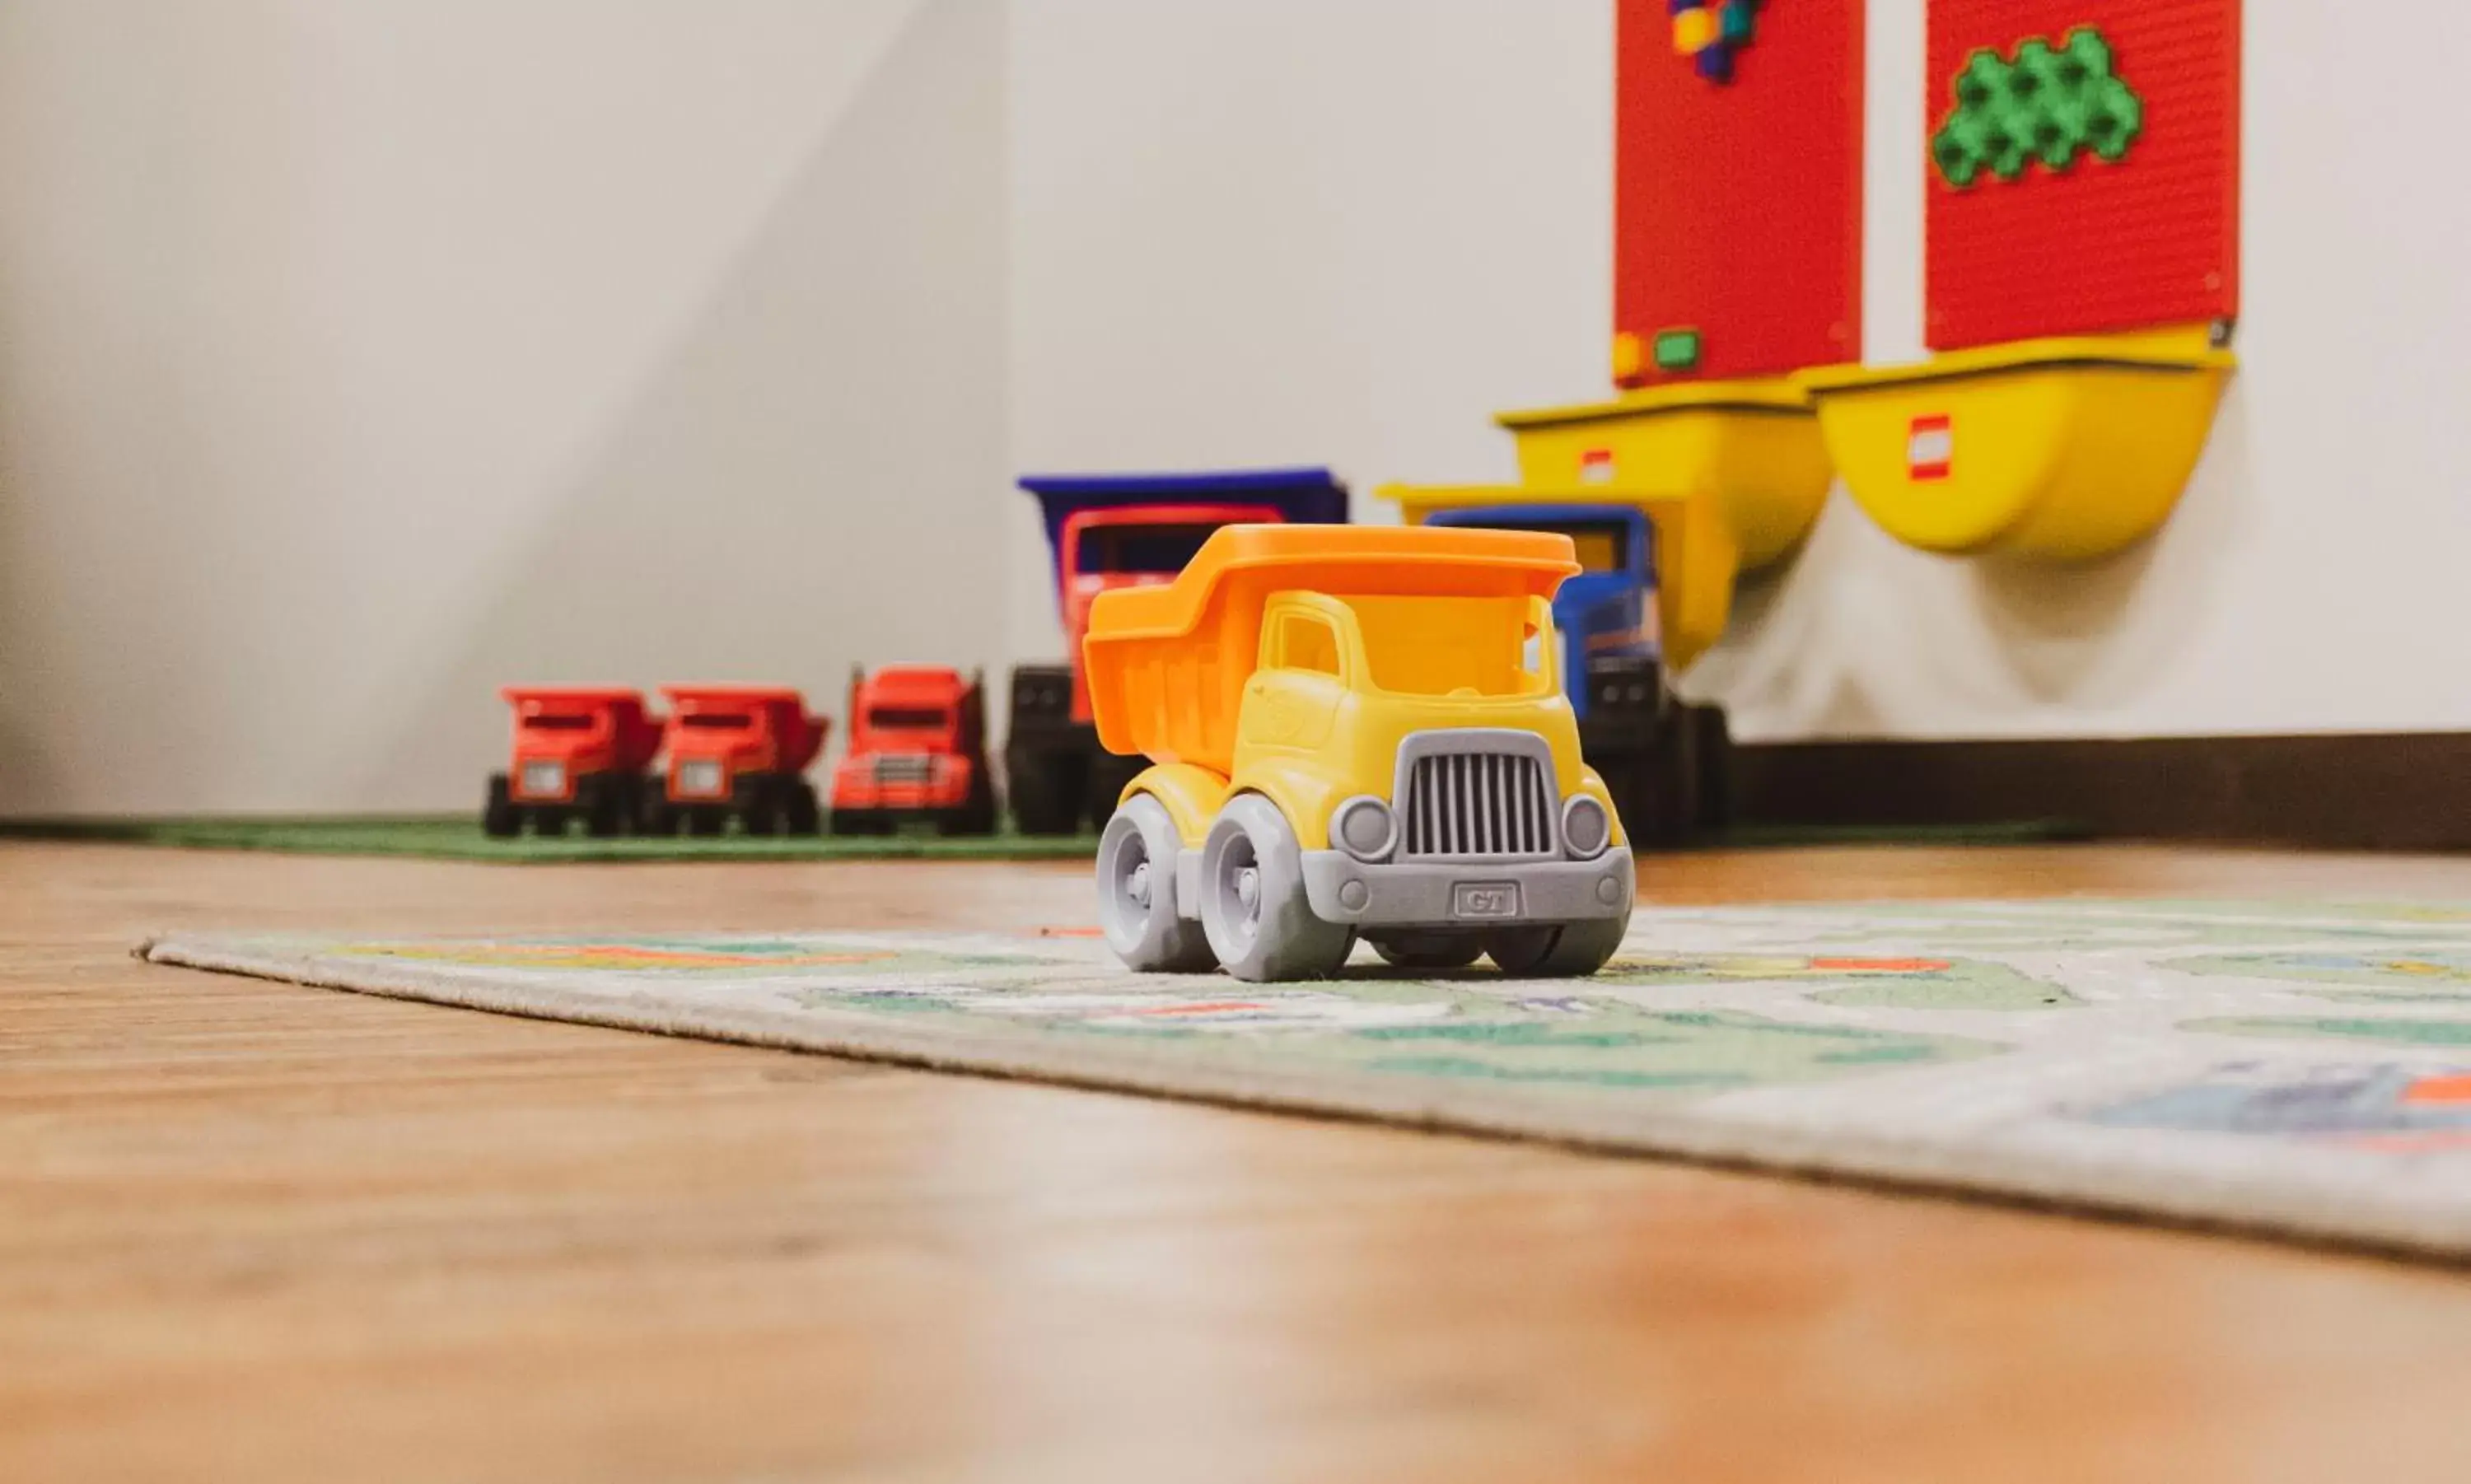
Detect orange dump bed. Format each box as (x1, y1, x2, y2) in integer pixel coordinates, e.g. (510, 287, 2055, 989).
(658, 686, 829, 773)
(1082, 524, 1578, 774)
(500, 687, 664, 772)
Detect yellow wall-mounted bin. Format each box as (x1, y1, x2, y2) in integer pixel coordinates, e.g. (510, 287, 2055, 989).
(1378, 482, 1735, 673)
(1796, 326, 2235, 560)
(1492, 379, 1834, 572)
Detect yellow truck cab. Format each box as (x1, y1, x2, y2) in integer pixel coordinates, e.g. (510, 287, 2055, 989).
(1084, 525, 1635, 982)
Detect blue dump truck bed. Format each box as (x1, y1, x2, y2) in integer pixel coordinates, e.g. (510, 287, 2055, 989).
(1018, 467, 1351, 589)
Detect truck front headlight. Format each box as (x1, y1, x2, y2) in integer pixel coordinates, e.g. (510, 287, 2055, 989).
(1330, 795, 1397, 863)
(1561, 795, 1611, 860)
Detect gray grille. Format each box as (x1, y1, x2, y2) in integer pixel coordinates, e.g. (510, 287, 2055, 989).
(871, 754, 936, 784)
(1401, 749, 1554, 860)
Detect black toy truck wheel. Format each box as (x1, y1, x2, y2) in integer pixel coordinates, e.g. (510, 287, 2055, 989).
(581, 776, 628, 838)
(941, 767, 999, 836)
(1007, 744, 1086, 836)
(736, 778, 787, 838)
(1689, 703, 1733, 833)
(829, 809, 889, 837)
(783, 781, 822, 836)
(1592, 746, 1683, 850)
(1085, 750, 1146, 833)
(1641, 742, 1695, 848)
(483, 774, 517, 838)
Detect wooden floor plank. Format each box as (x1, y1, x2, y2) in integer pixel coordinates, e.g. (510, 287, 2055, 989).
(6, 841, 2471, 1482)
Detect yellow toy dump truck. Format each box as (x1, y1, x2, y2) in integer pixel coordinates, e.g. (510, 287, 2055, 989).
(1084, 525, 1636, 982)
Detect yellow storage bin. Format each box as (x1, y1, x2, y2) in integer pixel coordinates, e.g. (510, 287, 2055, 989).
(1493, 379, 1833, 572)
(1796, 324, 2235, 560)
(1379, 482, 1735, 674)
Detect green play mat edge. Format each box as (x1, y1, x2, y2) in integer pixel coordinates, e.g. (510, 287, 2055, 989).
(0, 814, 2090, 863)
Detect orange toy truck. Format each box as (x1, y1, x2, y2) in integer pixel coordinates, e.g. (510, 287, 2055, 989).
(828, 665, 997, 835)
(1084, 525, 1634, 982)
(647, 685, 827, 837)
(485, 688, 665, 838)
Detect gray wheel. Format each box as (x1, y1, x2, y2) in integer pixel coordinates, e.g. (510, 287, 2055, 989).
(1095, 794, 1213, 973)
(1198, 794, 1354, 982)
(1369, 933, 1485, 970)
(1487, 911, 1632, 978)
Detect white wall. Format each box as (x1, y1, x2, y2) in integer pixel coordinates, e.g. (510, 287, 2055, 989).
(0, 0, 1008, 812)
(2, 0, 2463, 816)
(1008, 0, 2471, 742)
(1003, 0, 1614, 666)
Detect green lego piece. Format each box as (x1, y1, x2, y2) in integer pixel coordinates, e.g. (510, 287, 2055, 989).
(1653, 327, 1703, 373)
(2087, 79, 2144, 162)
(1932, 116, 1985, 189)
(2037, 91, 2091, 172)
(2011, 37, 2058, 102)
(1955, 48, 2006, 110)
(1982, 121, 2029, 183)
(2064, 28, 2114, 81)
(1929, 26, 2145, 189)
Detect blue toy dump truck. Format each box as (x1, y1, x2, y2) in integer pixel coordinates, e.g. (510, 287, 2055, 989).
(1423, 502, 1729, 845)
(1007, 468, 1351, 834)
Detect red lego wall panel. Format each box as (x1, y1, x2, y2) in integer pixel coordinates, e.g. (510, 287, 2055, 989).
(1926, 0, 2240, 351)
(1614, 0, 1865, 385)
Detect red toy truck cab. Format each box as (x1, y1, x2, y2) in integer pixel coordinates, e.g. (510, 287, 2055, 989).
(1054, 504, 1286, 723)
(485, 688, 664, 838)
(647, 685, 827, 836)
(828, 665, 995, 835)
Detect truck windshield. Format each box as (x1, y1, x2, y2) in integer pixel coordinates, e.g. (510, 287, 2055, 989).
(1075, 524, 1220, 576)
(869, 707, 948, 730)
(1337, 595, 1553, 698)
(521, 714, 593, 730)
(679, 713, 752, 730)
(1563, 523, 1630, 573)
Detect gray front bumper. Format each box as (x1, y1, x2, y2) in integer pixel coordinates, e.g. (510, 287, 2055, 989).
(1298, 850, 1634, 930)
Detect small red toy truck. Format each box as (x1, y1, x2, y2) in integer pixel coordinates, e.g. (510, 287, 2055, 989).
(828, 665, 997, 835)
(647, 685, 828, 836)
(485, 688, 664, 838)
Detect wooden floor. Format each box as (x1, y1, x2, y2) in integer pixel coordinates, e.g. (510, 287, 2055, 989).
(12, 841, 2471, 1482)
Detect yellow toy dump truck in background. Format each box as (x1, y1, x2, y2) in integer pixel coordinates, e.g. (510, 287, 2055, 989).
(1083, 525, 1636, 982)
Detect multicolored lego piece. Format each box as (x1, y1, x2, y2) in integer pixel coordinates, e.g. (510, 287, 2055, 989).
(1670, 0, 1762, 83)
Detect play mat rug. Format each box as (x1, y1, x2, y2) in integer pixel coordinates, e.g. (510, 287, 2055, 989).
(143, 898, 2471, 1260)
